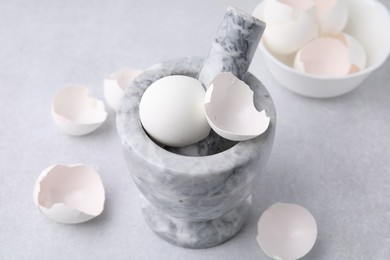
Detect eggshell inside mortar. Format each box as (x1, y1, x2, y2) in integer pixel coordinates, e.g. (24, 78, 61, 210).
(104, 68, 142, 112)
(33, 164, 105, 224)
(52, 85, 107, 136)
(204, 72, 270, 141)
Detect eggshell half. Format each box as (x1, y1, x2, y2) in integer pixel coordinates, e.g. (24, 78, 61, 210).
(52, 85, 107, 136)
(262, 2, 319, 55)
(33, 164, 105, 224)
(257, 203, 317, 260)
(104, 68, 142, 111)
(314, 0, 348, 35)
(336, 33, 367, 73)
(294, 37, 351, 76)
(139, 75, 211, 147)
(204, 72, 270, 142)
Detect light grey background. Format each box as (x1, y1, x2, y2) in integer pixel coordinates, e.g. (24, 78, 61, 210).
(0, 0, 389, 259)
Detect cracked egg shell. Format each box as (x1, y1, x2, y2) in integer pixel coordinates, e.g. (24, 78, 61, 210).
(52, 85, 107, 136)
(314, 0, 349, 36)
(104, 68, 142, 112)
(204, 72, 270, 142)
(258, 0, 319, 55)
(33, 164, 105, 224)
(294, 35, 366, 76)
(257, 203, 317, 260)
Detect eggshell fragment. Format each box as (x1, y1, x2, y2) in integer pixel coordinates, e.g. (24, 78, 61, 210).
(52, 85, 107, 136)
(336, 33, 367, 73)
(261, 0, 319, 55)
(314, 0, 348, 35)
(33, 164, 105, 224)
(257, 203, 317, 260)
(139, 75, 211, 147)
(104, 68, 142, 111)
(294, 37, 351, 76)
(204, 72, 270, 142)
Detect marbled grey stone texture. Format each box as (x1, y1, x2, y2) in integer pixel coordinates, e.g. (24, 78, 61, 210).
(117, 57, 276, 248)
(197, 6, 266, 89)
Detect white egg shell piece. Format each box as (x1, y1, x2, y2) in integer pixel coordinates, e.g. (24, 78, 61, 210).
(139, 75, 211, 147)
(104, 68, 142, 112)
(257, 203, 317, 260)
(294, 37, 351, 76)
(337, 33, 367, 73)
(204, 72, 270, 142)
(262, 0, 319, 55)
(33, 164, 105, 224)
(52, 85, 107, 136)
(314, 0, 348, 36)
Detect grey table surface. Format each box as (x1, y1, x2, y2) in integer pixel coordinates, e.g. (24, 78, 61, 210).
(1, 0, 389, 259)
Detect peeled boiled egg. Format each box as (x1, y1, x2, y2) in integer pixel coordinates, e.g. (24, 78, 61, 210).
(314, 0, 348, 36)
(260, 0, 319, 55)
(257, 203, 317, 260)
(139, 75, 211, 147)
(294, 34, 367, 76)
(52, 85, 107, 136)
(104, 68, 142, 112)
(204, 72, 270, 141)
(33, 164, 105, 224)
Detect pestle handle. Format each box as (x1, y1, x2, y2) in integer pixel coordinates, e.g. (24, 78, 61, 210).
(197, 6, 266, 88)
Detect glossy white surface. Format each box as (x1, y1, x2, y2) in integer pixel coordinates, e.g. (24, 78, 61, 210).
(257, 0, 390, 98)
(1, 0, 390, 259)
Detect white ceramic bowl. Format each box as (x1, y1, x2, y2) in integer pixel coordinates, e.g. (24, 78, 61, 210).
(255, 0, 390, 98)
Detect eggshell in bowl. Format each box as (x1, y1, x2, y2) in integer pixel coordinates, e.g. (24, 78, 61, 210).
(52, 85, 107, 136)
(314, 0, 349, 35)
(33, 164, 105, 224)
(104, 68, 142, 112)
(258, 0, 390, 98)
(254, 0, 319, 55)
(204, 72, 270, 141)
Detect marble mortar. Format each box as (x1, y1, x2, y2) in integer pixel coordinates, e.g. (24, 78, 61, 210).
(117, 57, 276, 248)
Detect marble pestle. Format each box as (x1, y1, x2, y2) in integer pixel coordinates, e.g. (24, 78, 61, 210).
(166, 6, 266, 157)
(198, 6, 266, 89)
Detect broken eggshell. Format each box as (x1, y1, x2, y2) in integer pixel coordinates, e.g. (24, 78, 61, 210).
(257, 203, 317, 260)
(314, 0, 349, 36)
(104, 68, 142, 111)
(33, 164, 105, 224)
(294, 34, 366, 76)
(52, 85, 107, 136)
(258, 0, 319, 55)
(204, 72, 270, 142)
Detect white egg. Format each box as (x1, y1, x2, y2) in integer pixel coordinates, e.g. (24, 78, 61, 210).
(314, 0, 348, 36)
(104, 68, 142, 112)
(52, 85, 107, 136)
(33, 164, 105, 224)
(261, 0, 319, 55)
(139, 75, 211, 147)
(257, 203, 317, 260)
(294, 34, 367, 76)
(204, 72, 270, 141)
